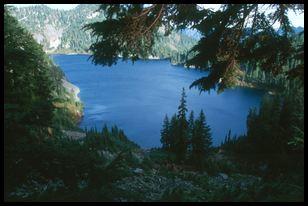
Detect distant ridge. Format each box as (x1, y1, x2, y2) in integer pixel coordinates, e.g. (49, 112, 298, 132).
(9, 4, 197, 63)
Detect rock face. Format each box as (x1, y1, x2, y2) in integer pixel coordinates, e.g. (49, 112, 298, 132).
(218, 173, 228, 180)
(10, 4, 104, 53)
(133, 168, 144, 174)
(62, 130, 86, 140)
(10, 5, 197, 56)
(61, 79, 80, 102)
(57, 78, 83, 123)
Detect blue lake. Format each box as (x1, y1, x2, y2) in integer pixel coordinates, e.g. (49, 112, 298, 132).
(52, 54, 265, 148)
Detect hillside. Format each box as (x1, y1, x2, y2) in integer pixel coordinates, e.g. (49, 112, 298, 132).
(10, 4, 197, 63)
(5, 4, 303, 202)
(9, 4, 104, 53)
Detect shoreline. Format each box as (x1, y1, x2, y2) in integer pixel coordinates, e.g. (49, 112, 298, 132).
(51, 52, 172, 61)
(236, 80, 277, 94)
(61, 78, 84, 123)
(54, 53, 273, 94)
(62, 78, 81, 102)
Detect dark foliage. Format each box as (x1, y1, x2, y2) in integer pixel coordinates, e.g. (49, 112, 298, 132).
(86, 4, 303, 92)
(160, 88, 212, 168)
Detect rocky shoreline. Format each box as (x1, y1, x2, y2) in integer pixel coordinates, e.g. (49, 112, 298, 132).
(61, 78, 81, 102)
(60, 78, 84, 122)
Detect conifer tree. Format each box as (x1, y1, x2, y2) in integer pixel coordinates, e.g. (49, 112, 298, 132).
(177, 88, 188, 121)
(169, 113, 179, 154)
(85, 4, 303, 92)
(102, 124, 109, 137)
(187, 110, 195, 155)
(160, 114, 170, 150)
(191, 110, 212, 169)
(175, 88, 189, 162)
(101, 124, 110, 146)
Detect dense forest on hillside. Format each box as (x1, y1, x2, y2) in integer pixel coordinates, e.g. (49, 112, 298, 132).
(4, 4, 304, 202)
(239, 30, 304, 91)
(10, 4, 197, 64)
(9, 4, 106, 53)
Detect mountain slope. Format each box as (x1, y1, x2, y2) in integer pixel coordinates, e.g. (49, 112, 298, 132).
(10, 4, 197, 63)
(10, 4, 104, 53)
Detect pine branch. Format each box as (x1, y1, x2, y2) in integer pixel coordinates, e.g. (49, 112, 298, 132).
(132, 4, 156, 19)
(142, 4, 165, 35)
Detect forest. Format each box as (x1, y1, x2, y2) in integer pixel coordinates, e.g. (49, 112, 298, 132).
(9, 4, 198, 64)
(4, 4, 304, 202)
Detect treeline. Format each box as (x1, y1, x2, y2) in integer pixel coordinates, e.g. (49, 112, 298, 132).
(151, 31, 197, 64)
(4, 7, 138, 200)
(240, 31, 304, 91)
(221, 29, 304, 176)
(6, 5, 137, 200)
(9, 4, 105, 53)
(221, 84, 304, 175)
(4, 5, 85, 131)
(220, 30, 304, 171)
(5, 6, 64, 135)
(84, 125, 139, 153)
(160, 88, 212, 169)
(4, 6, 83, 195)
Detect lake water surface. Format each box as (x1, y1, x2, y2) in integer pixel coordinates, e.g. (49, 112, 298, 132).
(52, 54, 265, 148)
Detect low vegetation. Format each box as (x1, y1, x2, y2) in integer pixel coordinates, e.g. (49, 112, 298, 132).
(4, 5, 304, 202)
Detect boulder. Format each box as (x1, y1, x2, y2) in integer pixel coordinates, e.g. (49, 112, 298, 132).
(133, 168, 144, 174)
(219, 173, 228, 180)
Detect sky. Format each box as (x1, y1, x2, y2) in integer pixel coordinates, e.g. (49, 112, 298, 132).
(9, 4, 304, 28)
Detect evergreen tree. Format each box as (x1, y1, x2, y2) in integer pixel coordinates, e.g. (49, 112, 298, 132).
(227, 129, 232, 143)
(187, 111, 195, 155)
(169, 113, 179, 154)
(191, 110, 212, 169)
(111, 125, 119, 137)
(102, 124, 109, 137)
(238, 86, 304, 170)
(177, 88, 188, 121)
(175, 88, 189, 162)
(86, 4, 303, 92)
(160, 114, 171, 150)
(223, 129, 232, 145)
(4, 6, 63, 139)
(221, 129, 236, 152)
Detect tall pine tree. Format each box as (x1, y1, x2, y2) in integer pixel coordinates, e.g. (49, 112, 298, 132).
(177, 88, 188, 121)
(187, 110, 195, 156)
(169, 113, 179, 154)
(191, 110, 212, 169)
(160, 114, 171, 151)
(175, 88, 189, 162)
